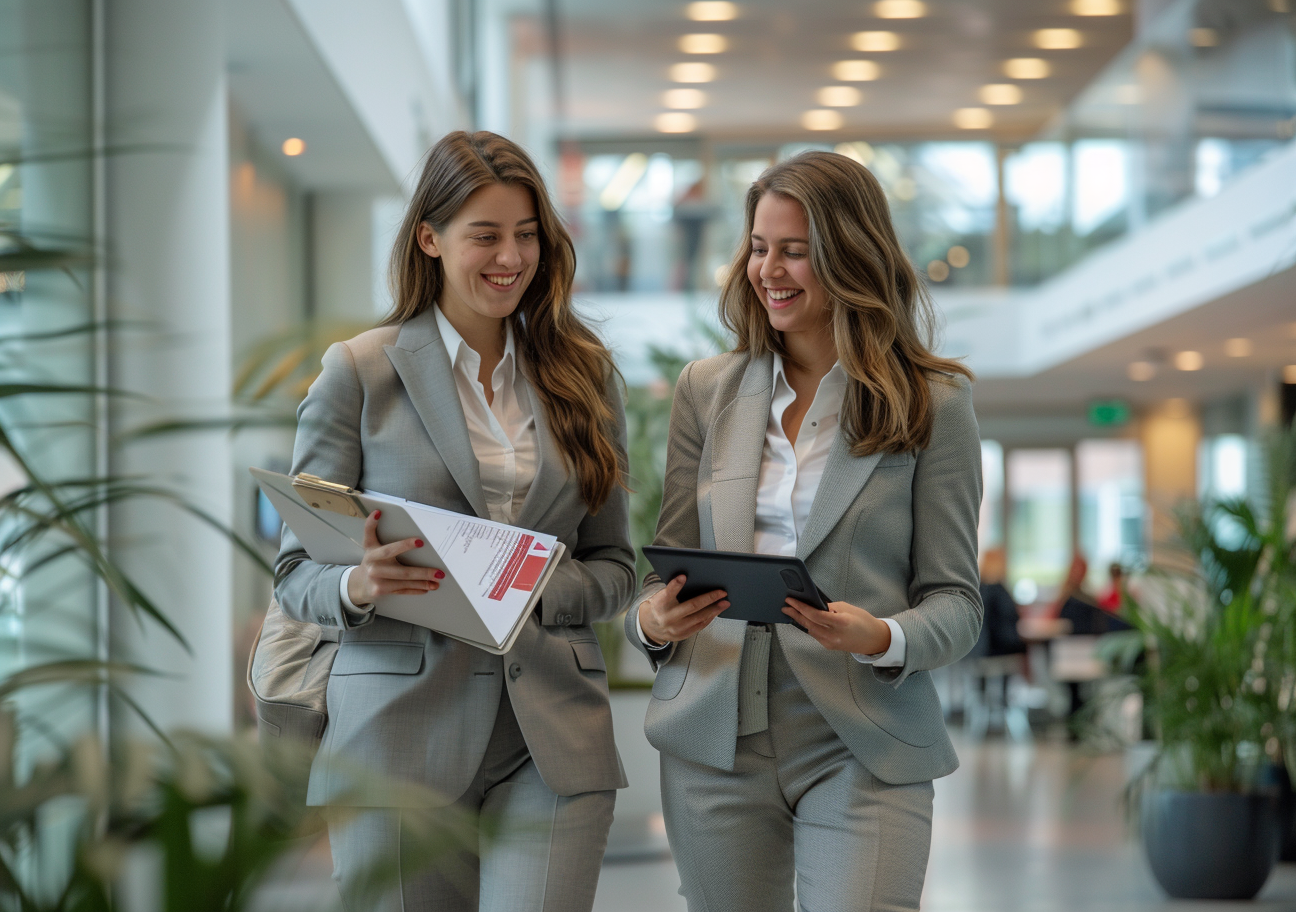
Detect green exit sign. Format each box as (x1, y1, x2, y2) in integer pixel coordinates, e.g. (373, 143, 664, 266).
(1089, 399, 1132, 427)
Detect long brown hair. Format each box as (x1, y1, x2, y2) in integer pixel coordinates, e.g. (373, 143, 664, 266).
(386, 131, 623, 511)
(719, 150, 973, 455)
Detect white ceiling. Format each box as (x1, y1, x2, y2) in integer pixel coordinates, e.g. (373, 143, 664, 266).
(532, 0, 1135, 140)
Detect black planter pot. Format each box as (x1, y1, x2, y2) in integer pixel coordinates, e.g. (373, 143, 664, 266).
(1142, 790, 1283, 900)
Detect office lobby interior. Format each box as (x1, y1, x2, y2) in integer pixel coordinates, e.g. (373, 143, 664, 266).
(3, 0, 1296, 908)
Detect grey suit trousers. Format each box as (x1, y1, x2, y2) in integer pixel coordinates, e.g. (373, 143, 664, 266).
(660, 636, 934, 912)
(326, 687, 616, 912)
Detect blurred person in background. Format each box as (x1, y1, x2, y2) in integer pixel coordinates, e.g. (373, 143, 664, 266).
(974, 547, 1025, 658)
(274, 131, 634, 912)
(1098, 562, 1125, 612)
(626, 151, 983, 912)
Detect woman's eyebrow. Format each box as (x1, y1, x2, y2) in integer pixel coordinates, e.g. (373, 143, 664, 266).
(466, 216, 539, 228)
(750, 233, 809, 244)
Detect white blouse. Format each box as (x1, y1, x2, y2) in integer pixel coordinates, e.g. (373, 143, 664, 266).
(341, 305, 539, 609)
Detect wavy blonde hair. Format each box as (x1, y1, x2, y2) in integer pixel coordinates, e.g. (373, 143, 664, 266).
(385, 131, 623, 511)
(719, 150, 973, 455)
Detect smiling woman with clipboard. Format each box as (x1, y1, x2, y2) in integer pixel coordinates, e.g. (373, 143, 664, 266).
(625, 152, 983, 912)
(273, 132, 633, 912)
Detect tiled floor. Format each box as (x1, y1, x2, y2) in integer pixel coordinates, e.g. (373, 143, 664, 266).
(254, 727, 1296, 911)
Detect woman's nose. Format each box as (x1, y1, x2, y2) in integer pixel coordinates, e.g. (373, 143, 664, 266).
(497, 241, 522, 268)
(760, 256, 784, 280)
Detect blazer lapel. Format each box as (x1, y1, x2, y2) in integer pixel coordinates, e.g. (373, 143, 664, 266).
(513, 377, 564, 530)
(796, 433, 883, 561)
(383, 310, 491, 519)
(707, 353, 773, 553)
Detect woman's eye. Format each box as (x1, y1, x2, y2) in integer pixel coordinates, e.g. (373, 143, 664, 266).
(519, 231, 538, 241)
(786, 250, 806, 258)
(472, 234, 496, 243)
(751, 247, 767, 256)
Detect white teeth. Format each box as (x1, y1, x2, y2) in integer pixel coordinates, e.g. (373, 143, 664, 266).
(485, 273, 518, 287)
(767, 288, 800, 300)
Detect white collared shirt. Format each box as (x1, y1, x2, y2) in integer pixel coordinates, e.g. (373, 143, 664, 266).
(341, 304, 539, 610)
(639, 353, 905, 667)
(432, 304, 538, 526)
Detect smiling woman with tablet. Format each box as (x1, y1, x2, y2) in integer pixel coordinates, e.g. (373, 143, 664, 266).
(625, 151, 983, 912)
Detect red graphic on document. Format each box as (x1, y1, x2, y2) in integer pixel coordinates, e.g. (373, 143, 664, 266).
(488, 535, 551, 600)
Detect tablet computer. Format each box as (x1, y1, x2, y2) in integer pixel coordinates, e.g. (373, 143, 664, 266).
(641, 545, 831, 625)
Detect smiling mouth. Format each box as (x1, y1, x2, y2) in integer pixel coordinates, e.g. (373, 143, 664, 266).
(765, 287, 802, 305)
(483, 273, 520, 288)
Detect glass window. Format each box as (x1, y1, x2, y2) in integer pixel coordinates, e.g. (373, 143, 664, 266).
(979, 440, 1004, 554)
(1007, 448, 1072, 604)
(1077, 439, 1145, 591)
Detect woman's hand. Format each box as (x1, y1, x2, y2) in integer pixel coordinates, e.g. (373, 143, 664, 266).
(346, 510, 445, 606)
(782, 597, 892, 655)
(639, 575, 729, 646)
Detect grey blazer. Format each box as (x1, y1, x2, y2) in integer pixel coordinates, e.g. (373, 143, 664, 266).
(625, 351, 983, 785)
(275, 308, 634, 807)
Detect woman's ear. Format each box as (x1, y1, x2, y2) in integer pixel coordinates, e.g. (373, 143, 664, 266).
(416, 222, 440, 258)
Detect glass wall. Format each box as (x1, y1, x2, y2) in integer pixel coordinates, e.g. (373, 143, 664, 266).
(1006, 448, 1073, 605)
(1076, 439, 1146, 591)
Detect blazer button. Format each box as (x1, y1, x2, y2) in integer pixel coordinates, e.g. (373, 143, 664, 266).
(508, 662, 522, 680)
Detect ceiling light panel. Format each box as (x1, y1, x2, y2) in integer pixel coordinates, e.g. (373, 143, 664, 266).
(802, 109, 844, 130)
(816, 86, 863, 106)
(1034, 28, 1083, 49)
(851, 31, 901, 52)
(979, 84, 1023, 105)
(1070, 0, 1121, 14)
(873, 0, 925, 17)
(655, 112, 697, 133)
(663, 88, 707, 108)
(669, 62, 717, 82)
(953, 107, 993, 129)
(686, 1, 738, 21)
(679, 33, 728, 54)
(832, 60, 881, 81)
(1004, 57, 1050, 79)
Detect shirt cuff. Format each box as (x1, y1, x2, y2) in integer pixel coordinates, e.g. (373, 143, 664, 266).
(339, 566, 374, 621)
(853, 618, 906, 667)
(636, 606, 670, 651)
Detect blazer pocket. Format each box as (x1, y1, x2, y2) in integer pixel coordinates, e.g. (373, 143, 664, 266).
(330, 641, 424, 676)
(650, 636, 696, 701)
(570, 640, 607, 673)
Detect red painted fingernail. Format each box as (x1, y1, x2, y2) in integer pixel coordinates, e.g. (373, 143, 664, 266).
(434, 570, 445, 579)
(373, 510, 381, 518)
(415, 539, 424, 548)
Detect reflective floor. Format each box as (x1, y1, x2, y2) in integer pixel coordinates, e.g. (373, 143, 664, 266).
(255, 728, 1296, 911)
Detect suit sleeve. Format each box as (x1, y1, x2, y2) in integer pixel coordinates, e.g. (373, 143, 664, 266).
(273, 342, 374, 630)
(538, 375, 637, 627)
(623, 361, 704, 666)
(874, 375, 984, 686)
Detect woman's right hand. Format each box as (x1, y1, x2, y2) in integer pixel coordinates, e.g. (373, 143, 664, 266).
(346, 510, 444, 606)
(638, 575, 729, 646)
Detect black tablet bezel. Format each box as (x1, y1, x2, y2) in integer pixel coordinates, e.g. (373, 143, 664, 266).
(641, 545, 831, 625)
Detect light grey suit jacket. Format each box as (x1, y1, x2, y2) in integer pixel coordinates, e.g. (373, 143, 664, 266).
(625, 351, 983, 785)
(275, 308, 634, 807)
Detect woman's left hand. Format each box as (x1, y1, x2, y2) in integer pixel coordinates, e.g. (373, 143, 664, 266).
(782, 597, 892, 655)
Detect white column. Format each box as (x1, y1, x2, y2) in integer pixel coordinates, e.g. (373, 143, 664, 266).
(105, 0, 234, 734)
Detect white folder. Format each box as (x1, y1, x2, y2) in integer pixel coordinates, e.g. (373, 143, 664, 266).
(250, 467, 565, 655)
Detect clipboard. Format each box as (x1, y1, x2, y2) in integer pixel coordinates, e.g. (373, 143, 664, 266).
(641, 545, 831, 626)
(252, 467, 565, 655)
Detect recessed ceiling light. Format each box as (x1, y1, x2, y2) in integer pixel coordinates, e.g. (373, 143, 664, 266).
(281, 137, 306, 156)
(669, 62, 717, 82)
(1189, 27, 1218, 47)
(1224, 338, 1252, 357)
(655, 112, 698, 133)
(832, 60, 881, 81)
(816, 86, 863, 107)
(1070, 0, 1121, 14)
(802, 109, 844, 131)
(979, 84, 1023, 105)
(679, 33, 727, 54)
(686, 1, 738, 21)
(1004, 57, 1050, 79)
(873, 0, 925, 18)
(1174, 350, 1204, 371)
(851, 31, 901, 52)
(1034, 28, 1083, 49)
(953, 107, 993, 129)
(1128, 361, 1155, 381)
(663, 88, 707, 109)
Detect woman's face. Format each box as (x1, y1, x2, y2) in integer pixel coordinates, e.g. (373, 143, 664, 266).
(418, 182, 541, 326)
(746, 191, 832, 339)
